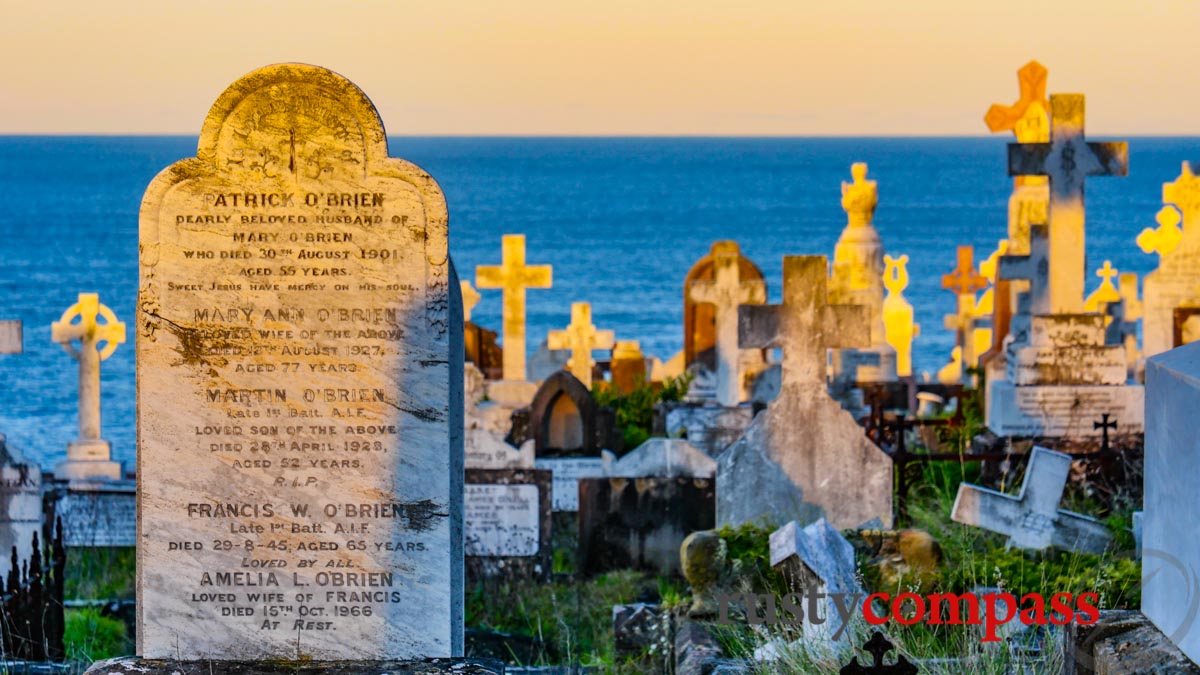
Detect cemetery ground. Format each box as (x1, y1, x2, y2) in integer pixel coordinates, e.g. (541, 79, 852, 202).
(52, 381, 1143, 674)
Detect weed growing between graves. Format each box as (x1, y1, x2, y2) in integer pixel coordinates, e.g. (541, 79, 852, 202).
(464, 570, 664, 669)
(594, 374, 692, 450)
(64, 608, 127, 664)
(699, 447, 1140, 671)
(64, 547, 135, 601)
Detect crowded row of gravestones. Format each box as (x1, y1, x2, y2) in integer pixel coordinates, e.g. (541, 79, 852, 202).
(1, 59, 1199, 672)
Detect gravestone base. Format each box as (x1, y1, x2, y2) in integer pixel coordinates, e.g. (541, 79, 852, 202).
(485, 380, 540, 409)
(55, 440, 122, 481)
(85, 658, 505, 675)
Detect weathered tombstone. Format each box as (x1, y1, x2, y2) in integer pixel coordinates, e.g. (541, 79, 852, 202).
(51, 293, 125, 481)
(663, 405, 753, 456)
(718, 256, 893, 529)
(0, 319, 20, 355)
(464, 468, 551, 581)
(951, 447, 1110, 553)
(578, 476, 715, 576)
(547, 302, 614, 389)
(985, 94, 1142, 439)
(0, 436, 42, 562)
(1144, 341, 1200, 664)
(50, 481, 137, 547)
(769, 518, 862, 639)
(828, 163, 898, 385)
(476, 234, 552, 382)
(688, 241, 767, 406)
(134, 64, 464, 661)
(527, 370, 621, 458)
(683, 242, 767, 374)
(460, 280, 503, 380)
(1142, 165, 1200, 359)
(604, 439, 715, 479)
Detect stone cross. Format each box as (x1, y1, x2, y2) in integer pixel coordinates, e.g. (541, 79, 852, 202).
(688, 241, 766, 406)
(942, 246, 989, 382)
(739, 255, 870, 388)
(0, 320, 21, 355)
(476, 234, 553, 381)
(1138, 206, 1184, 260)
(460, 280, 481, 323)
(998, 223, 1051, 316)
(51, 293, 125, 480)
(1114, 272, 1142, 370)
(951, 446, 1111, 553)
(547, 302, 614, 389)
(1008, 94, 1129, 314)
(985, 60, 1050, 147)
(1164, 161, 1200, 231)
(1084, 261, 1121, 312)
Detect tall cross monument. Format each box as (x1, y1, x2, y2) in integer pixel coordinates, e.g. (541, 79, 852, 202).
(1008, 94, 1128, 314)
(689, 241, 766, 406)
(476, 234, 552, 381)
(52, 293, 125, 481)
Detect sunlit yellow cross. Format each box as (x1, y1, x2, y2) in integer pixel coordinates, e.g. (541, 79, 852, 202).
(1138, 206, 1183, 259)
(1084, 261, 1121, 312)
(547, 302, 614, 389)
(985, 60, 1049, 182)
(460, 280, 481, 323)
(1164, 161, 1200, 226)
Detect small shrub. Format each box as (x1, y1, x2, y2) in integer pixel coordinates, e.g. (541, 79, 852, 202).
(65, 608, 128, 663)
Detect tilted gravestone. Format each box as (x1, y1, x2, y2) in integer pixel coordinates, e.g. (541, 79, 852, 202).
(135, 64, 464, 661)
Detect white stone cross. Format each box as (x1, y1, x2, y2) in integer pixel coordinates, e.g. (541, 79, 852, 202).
(688, 241, 766, 406)
(952, 446, 1111, 553)
(476, 234, 553, 381)
(998, 222, 1051, 316)
(739, 255, 870, 388)
(52, 293, 126, 480)
(547, 302, 614, 389)
(0, 320, 21, 355)
(460, 280, 481, 323)
(1008, 94, 1128, 314)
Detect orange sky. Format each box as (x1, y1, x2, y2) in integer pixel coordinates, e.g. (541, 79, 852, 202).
(1, 0, 1196, 135)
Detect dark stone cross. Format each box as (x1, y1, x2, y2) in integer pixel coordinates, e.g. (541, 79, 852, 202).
(738, 255, 870, 388)
(1008, 94, 1128, 314)
(1094, 413, 1117, 454)
(840, 631, 917, 675)
(998, 223, 1052, 316)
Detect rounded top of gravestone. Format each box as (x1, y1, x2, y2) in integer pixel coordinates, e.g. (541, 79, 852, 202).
(197, 63, 389, 170)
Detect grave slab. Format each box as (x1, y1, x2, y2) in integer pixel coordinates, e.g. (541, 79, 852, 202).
(465, 469, 551, 581)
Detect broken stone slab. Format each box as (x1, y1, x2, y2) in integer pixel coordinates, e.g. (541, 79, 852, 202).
(1062, 610, 1200, 674)
(84, 659, 505, 675)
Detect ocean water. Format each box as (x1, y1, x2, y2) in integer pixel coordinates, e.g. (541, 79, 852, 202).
(0, 136, 1194, 469)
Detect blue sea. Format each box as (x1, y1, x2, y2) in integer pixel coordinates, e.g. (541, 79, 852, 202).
(0, 136, 1194, 469)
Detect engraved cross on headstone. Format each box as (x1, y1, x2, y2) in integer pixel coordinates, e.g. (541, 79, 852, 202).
(738, 255, 870, 389)
(51, 293, 126, 480)
(942, 246, 989, 382)
(476, 234, 553, 381)
(998, 223, 1052, 316)
(951, 446, 1111, 553)
(1094, 414, 1117, 454)
(547, 302, 614, 389)
(689, 241, 767, 406)
(1008, 94, 1129, 314)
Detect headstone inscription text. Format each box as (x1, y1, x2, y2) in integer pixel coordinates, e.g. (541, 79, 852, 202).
(136, 64, 461, 660)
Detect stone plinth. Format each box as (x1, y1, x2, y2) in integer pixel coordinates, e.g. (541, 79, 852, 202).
(85, 659, 504, 675)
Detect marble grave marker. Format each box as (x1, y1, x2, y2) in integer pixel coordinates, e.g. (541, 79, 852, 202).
(136, 64, 463, 660)
(688, 241, 766, 406)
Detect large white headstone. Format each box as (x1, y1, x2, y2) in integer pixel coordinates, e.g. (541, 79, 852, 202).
(136, 64, 463, 660)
